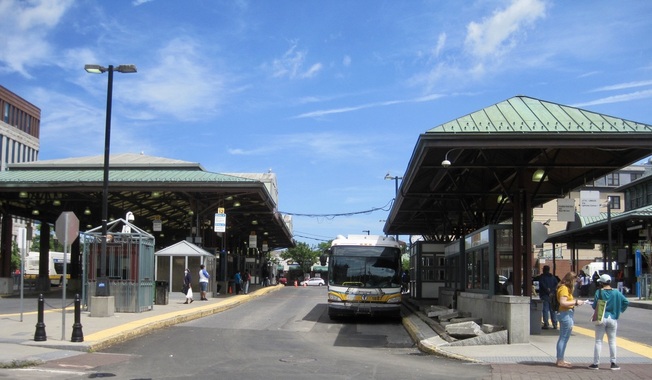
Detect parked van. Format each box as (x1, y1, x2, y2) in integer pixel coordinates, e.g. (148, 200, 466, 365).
(582, 261, 616, 278)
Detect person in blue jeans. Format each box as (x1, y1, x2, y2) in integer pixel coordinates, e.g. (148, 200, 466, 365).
(588, 274, 629, 371)
(555, 271, 587, 368)
(538, 265, 558, 329)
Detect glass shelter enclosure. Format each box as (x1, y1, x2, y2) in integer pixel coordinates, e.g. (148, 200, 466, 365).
(444, 224, 513, 295)
(82, 218, 155, 312)
(408, 241, 446, 298)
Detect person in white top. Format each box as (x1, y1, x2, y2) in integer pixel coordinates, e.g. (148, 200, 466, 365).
(198, 265, 210, 301)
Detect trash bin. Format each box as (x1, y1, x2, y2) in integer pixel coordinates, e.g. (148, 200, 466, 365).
(530, 298, 542, 334)
(96, 276, 110, 296)
(155, 281, 169, 305)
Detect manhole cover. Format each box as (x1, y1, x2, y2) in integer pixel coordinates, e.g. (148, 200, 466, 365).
(279, 357, 317, 364)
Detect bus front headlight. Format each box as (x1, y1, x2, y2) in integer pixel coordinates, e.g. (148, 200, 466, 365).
(328, 294, 341, 302)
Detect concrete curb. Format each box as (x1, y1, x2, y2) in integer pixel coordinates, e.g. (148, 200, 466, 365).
(401, 313, 482, 363)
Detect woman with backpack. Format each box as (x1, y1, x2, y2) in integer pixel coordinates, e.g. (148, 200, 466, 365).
(588, 274, 629, 371)
(555, 271, 588, 368)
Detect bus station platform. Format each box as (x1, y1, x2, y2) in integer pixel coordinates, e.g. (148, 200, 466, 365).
(1, 286, 652, 379)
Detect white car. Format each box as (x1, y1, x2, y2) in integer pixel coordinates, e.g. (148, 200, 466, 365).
(300, 277, 325, 286)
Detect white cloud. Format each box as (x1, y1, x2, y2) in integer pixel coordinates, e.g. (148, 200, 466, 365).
(0, 0, 74, 77)
(572, 89, 652, 108)
(590, 80, 652, 93)
(270, 42, 323, 79)
(226, 131, 395, 162)
(32, 87, 151, 158)
(464, 0, 547, 59)
(414, 0, 547, 92)
(432, 33, 447, 58)
(342, 55, 352, 67)
(124, 37, 228, 121)
(293, 93, 443, 119)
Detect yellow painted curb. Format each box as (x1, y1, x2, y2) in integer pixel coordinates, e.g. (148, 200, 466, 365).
(84, 285, 282, 352)
(573, 325, 652, 360)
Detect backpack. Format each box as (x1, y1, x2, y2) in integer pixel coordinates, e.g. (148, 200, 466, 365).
(550, 289, 560, 312)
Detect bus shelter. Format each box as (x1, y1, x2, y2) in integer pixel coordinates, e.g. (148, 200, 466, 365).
(154, 240, 216, 295)
(82, 218, 155, 312)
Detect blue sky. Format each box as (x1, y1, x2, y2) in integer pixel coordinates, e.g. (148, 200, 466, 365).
(2, 0, 652, 246)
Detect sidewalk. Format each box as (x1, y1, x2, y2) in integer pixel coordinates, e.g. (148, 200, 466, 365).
(1, 286, 652, 378)
(402, 296, 652, 378)
(0, 284, 282, 366)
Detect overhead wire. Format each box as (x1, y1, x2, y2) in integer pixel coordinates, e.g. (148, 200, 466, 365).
(279, 199, 394, 219)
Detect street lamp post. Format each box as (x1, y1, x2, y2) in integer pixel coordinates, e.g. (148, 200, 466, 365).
(384, 173, 403, 240)
(607, 196, 613, 273)
(85, 64, 137, 296)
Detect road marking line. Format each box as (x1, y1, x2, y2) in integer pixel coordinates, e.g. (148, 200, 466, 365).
(574, 325, 652, 359)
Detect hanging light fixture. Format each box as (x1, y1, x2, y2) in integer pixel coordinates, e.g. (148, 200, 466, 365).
(19, 191, 28, 198)
(532, 169, 548, 182)
(31, 209, 40, 216)
(233, 201, 241, 207)
(52, 199, 62, 206)
(84, 207, 92, 215)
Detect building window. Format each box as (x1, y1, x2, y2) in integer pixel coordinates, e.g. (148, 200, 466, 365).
(606, 173, 620, 187)
(609, 195, 621, 210)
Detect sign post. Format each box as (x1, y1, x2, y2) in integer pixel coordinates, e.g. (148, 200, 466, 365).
(55, 212, 79, 340)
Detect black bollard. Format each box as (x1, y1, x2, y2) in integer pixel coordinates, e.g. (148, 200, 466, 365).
(71, 293, 84, 342)
(34, 293, 47, 341)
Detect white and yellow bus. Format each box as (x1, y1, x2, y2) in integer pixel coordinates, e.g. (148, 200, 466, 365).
(322, 235, 403, 320)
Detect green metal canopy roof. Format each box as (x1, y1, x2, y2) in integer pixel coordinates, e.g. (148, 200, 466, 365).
(0, 169, 256, 185)
(384, 95, 652, 239)
(547, 205, 652, 246)
(427, 95, 651, 134)
(0, 153, 294, 251)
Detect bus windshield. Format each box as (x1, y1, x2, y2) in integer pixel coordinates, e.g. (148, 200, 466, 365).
(330, 246, 401, 288)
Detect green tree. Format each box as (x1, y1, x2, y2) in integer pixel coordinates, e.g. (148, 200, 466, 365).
(317, 241, 332, 252)
(281, 242, 321, 274)
(11, 240, 21, 271)
(29, 225, 64, 252)
(402, 256, 410, 271)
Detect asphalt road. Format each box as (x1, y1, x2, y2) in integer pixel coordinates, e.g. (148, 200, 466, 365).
(27, 286, 491, 379)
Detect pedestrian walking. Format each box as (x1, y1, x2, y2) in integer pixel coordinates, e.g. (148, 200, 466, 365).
(243, 270, 251, 294)
(183, 268, 193, 304)
(588, 274, 629, 371)
(504, 273, 514, 295)
(538, 265, 558, 329)
(555, 271, 587, 368)
(199, 264, 210, 301)
(616, 270, 625, 294)
(234, 271, 242, 294)
(578, 270, 590, 297)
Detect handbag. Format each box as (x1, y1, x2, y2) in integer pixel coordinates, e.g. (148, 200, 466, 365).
(182, 284, 189, 295)
(591, 290, 607, 325)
